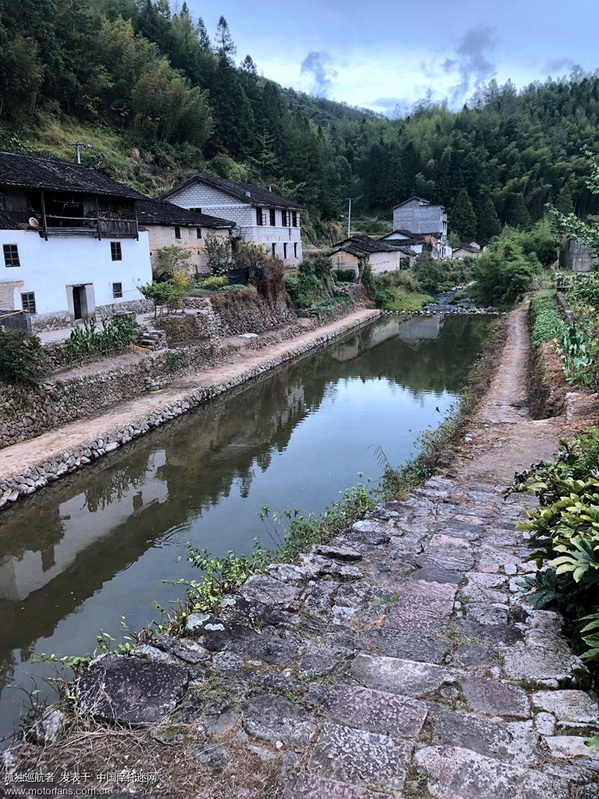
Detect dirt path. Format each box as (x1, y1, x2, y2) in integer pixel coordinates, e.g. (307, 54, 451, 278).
(0, 310, 378, 483)
(452, 302, 599, 484)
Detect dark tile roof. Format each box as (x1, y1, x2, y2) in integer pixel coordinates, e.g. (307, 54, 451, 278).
(0, 151, 143, 199)
(160, 172, 303, 210)
(332, 235, 401, 255)
(136, 198, 235, 229)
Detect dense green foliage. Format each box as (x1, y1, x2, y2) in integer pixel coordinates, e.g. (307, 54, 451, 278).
(3, 0, 599, 236)
(530, 295, 563, 348)
(0, 330, 49, 384)
(512, 432, 599, 665)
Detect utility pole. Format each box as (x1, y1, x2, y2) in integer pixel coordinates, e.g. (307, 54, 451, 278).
(346, 197, 353, 238)
(345, 196, 361, 238)
(70, 142, 91, 164)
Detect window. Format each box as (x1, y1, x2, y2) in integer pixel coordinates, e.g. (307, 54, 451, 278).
(256, 208, 264, 226)
(281, 210, 288, 227)
(294, 242, 298, 258)
(112, 282, 123, 299)
(110, 241, 122, 261)
(174, 226, 181, 239)
(196, 227, 202, 239)
(283, 242, 288, 259)
(292, 211, 298, 227)
(271, 243, 276, 258)
(3, 244, 20, 267)
(269, 209, 276, 226)
(21, 292, 36, 313)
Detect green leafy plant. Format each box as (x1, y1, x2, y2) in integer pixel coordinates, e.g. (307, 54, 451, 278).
(0, 330, 49, 384)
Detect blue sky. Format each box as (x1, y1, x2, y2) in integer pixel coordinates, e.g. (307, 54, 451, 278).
(186, 0, 599, 114)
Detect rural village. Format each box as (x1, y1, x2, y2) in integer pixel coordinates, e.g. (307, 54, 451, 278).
(2, 2, 599, 798)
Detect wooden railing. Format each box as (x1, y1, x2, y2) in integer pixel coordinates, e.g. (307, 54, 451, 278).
(0, 211, 138, 239)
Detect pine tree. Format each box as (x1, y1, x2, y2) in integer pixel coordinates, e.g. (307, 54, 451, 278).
(477, 195, 502, 239)
(450, 188, 477, 241)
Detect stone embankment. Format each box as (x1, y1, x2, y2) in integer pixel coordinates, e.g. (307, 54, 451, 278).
(0, 308, 379, 508)
(3, 305, 599, 799)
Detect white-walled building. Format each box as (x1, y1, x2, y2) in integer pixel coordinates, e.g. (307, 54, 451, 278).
(330, 235, 414, 275)
(160, 173, 303, 267)
(0, 151, 152, 329)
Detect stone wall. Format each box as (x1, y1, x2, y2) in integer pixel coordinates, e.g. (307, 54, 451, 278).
(31, 299, 154, 333)
(0, 310, 380, 507)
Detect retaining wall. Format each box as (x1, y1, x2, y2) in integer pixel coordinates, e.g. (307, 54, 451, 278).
(0, 310, 380, 508)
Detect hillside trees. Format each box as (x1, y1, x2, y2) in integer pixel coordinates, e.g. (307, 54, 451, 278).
(2, 0, 599, 234)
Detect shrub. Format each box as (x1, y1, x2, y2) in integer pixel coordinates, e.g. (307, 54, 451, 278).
(0, 330, 49, 384)
(333, 269, 356, 283)
(374, 289, 394, 309)
(511, 430, 599, 663)
(199, 275, 228, 290)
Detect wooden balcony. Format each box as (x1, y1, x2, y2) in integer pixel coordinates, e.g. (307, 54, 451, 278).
(0, 211, 138, 239)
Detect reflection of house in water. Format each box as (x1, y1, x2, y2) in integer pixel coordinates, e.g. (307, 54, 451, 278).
(397, 314, 445, 344)
(0, 451, 168, 602)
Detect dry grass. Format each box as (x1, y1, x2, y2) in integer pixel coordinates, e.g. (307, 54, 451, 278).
(3, 712, 287, 799)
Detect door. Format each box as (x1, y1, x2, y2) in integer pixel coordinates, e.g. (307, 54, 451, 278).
(73, 286, 84, 320)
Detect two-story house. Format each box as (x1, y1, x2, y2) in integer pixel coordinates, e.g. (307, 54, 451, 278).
(392, 197, 448, 241)
(135, 198, 236, 277)
(330, 235, 414, 275)
(0, 151, 152, 329)
(160, 173, 303, 267)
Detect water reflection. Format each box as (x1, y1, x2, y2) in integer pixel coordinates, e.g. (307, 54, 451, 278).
(0, 313, 492, 742)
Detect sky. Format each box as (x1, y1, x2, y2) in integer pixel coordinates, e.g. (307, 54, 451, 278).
(186, 0, 599, 115)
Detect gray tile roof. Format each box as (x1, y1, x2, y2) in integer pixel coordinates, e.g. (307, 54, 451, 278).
(0, 151, 143, 199)
(160, 172, 303, 209)
(136, 198, 235, 229)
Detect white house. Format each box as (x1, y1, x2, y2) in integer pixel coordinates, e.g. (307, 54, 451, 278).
(136, 198, 235, 277)
(381, 230, 452, 261)
(392, 196, 448, 242)
(330, 235, 414, 275)
(0, 151, 152, 330)
(160, 173, 303, 267)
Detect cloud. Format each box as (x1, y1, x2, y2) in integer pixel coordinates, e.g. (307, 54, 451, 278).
(448, 25, 497, 102)
(544, 56, 575, 74)
(300, 51, 338, 97)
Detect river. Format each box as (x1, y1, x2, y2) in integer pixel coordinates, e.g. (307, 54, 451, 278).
(0, 312, 493, 744)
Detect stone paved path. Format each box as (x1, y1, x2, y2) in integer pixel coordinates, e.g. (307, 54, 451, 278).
(5, 306, 599, 799)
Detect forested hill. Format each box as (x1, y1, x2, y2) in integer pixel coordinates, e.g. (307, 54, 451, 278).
(2, 0, 599, 242)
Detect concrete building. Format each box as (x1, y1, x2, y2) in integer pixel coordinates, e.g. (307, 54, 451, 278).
(161, 173, 303, 267)
(392, 197, 448, 240)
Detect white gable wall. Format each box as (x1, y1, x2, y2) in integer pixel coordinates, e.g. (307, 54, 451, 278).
(166, 183, 303, 266)
(0, 229, 152, 317)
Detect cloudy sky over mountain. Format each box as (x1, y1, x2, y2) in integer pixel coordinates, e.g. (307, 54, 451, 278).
(188, 0, 598, 113)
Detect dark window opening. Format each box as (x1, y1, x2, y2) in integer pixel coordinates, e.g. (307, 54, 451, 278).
(110, 241, 122, 261)
(269, 209, 276, 226)
(282, 210, 288, 227)
(271, 243, 276, 258)
(292, 211, 298, 227)
(21, 292, 36, 313)
(112, 282, 123, 299)
(3, 244, 20, 267)
(174, 226, 181, 239)
(256, 208, 264, 226)
(283, 242, 288, 259)
(294, 242, 298, 258)
(196, 227, 202, 238)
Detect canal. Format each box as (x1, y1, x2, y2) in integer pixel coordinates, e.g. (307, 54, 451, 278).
(0, 313, 493, 744)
